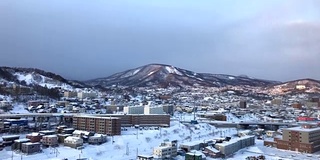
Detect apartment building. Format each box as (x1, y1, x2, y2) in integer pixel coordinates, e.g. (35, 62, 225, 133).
(73, 116, 121, 136)
(153, 140, 177, 159)
(123, 106, 144, 114)
(144, 106, 164, 114)
(63, 91, 77, 98)
(77, 92, 97, 99)
(73, 114, 170, 135)
(98, 114, 171, 127)
(264, 124, 320, 153)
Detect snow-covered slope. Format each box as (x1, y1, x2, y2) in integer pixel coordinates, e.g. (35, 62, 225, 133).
(0, 67, 87, 91)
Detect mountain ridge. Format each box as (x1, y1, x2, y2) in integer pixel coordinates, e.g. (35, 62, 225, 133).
(85, 63, 281, 88)
(1, 64, 319, 95)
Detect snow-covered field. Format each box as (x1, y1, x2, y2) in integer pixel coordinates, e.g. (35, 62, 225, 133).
(0, 121, 236, 160)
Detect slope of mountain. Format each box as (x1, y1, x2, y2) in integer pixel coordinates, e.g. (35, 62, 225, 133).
(0, 67, 87, 90)
(264, 78, 320, 95)
(86, 64, 279, 88)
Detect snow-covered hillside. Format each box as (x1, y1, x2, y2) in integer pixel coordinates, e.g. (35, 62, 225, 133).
(14, 72, 73, 90)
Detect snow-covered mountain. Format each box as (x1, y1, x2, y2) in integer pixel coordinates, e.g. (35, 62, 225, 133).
(86, 64, 279, 88)
(0, 67, 88, 90)
(264, 79, 320, 95)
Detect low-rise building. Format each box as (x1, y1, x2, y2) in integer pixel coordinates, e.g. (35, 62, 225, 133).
(21, 142, 41, 154)
(137, 155, 153, 160)
(26, 133, 44, 143)
(185, 150, 206, 160)
(215, 136, 255, 157)
(57, 134, 72, 143)
(64, 136, 83, 149)
(88, 134, 107, 145)
(2, 135, 20, 146)
(153, 140, 178, 159)
(203, 146, 221, 158)
(42, 135, 58, 147)
(12, 139, 31, 151)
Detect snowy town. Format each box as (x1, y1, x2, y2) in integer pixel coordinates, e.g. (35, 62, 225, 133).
(1, 83, 320, 160)
(1, 0, 320, 160)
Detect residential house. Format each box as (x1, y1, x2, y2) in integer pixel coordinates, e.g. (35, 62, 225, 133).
(12, 139, 31, 151)
(26, 133, 44, 143)
(64, 136, 83, 149)
(2, 135, 19, 146)
(88, 134, 107, 145)
(42, 135, 58, 147)
(21, 142, 41, 154)
(57, 134, 72, 143)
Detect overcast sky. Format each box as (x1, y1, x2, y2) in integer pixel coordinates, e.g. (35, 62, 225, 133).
(0, 0, 319, 81)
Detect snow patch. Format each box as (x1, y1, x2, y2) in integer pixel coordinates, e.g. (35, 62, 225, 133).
(228, 76, 235, 80)
(15, 73, 34, 85)
(147, 71, 155, 76)
(165, 66, 183, 75)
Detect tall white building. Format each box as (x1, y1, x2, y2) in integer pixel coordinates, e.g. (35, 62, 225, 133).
(123, 106, 144, 114)
(77, 92, 97, 99)
(144, 105, 164, 114)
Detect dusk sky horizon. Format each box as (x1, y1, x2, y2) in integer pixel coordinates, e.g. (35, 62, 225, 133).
(1, 0, 319, 81)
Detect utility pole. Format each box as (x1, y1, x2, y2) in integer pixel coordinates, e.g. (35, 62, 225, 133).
(136, 148, 138, 158)
(136, 126, 139, 139)
(126, 143, 129, 155)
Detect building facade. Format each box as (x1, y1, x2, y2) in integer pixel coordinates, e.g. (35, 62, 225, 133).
(144, 106, 164, 115)
(264, 124, 320, 153)
(64, 136, 83, 149)
(153, 141, 177, 159)
(73, 114, 170, 135)
(73, 116, 121, 135)
(123, 106, 144, 114)
(215, 136, 255, 156)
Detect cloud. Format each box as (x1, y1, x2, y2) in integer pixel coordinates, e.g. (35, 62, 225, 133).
(0, 0, 319, 81)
